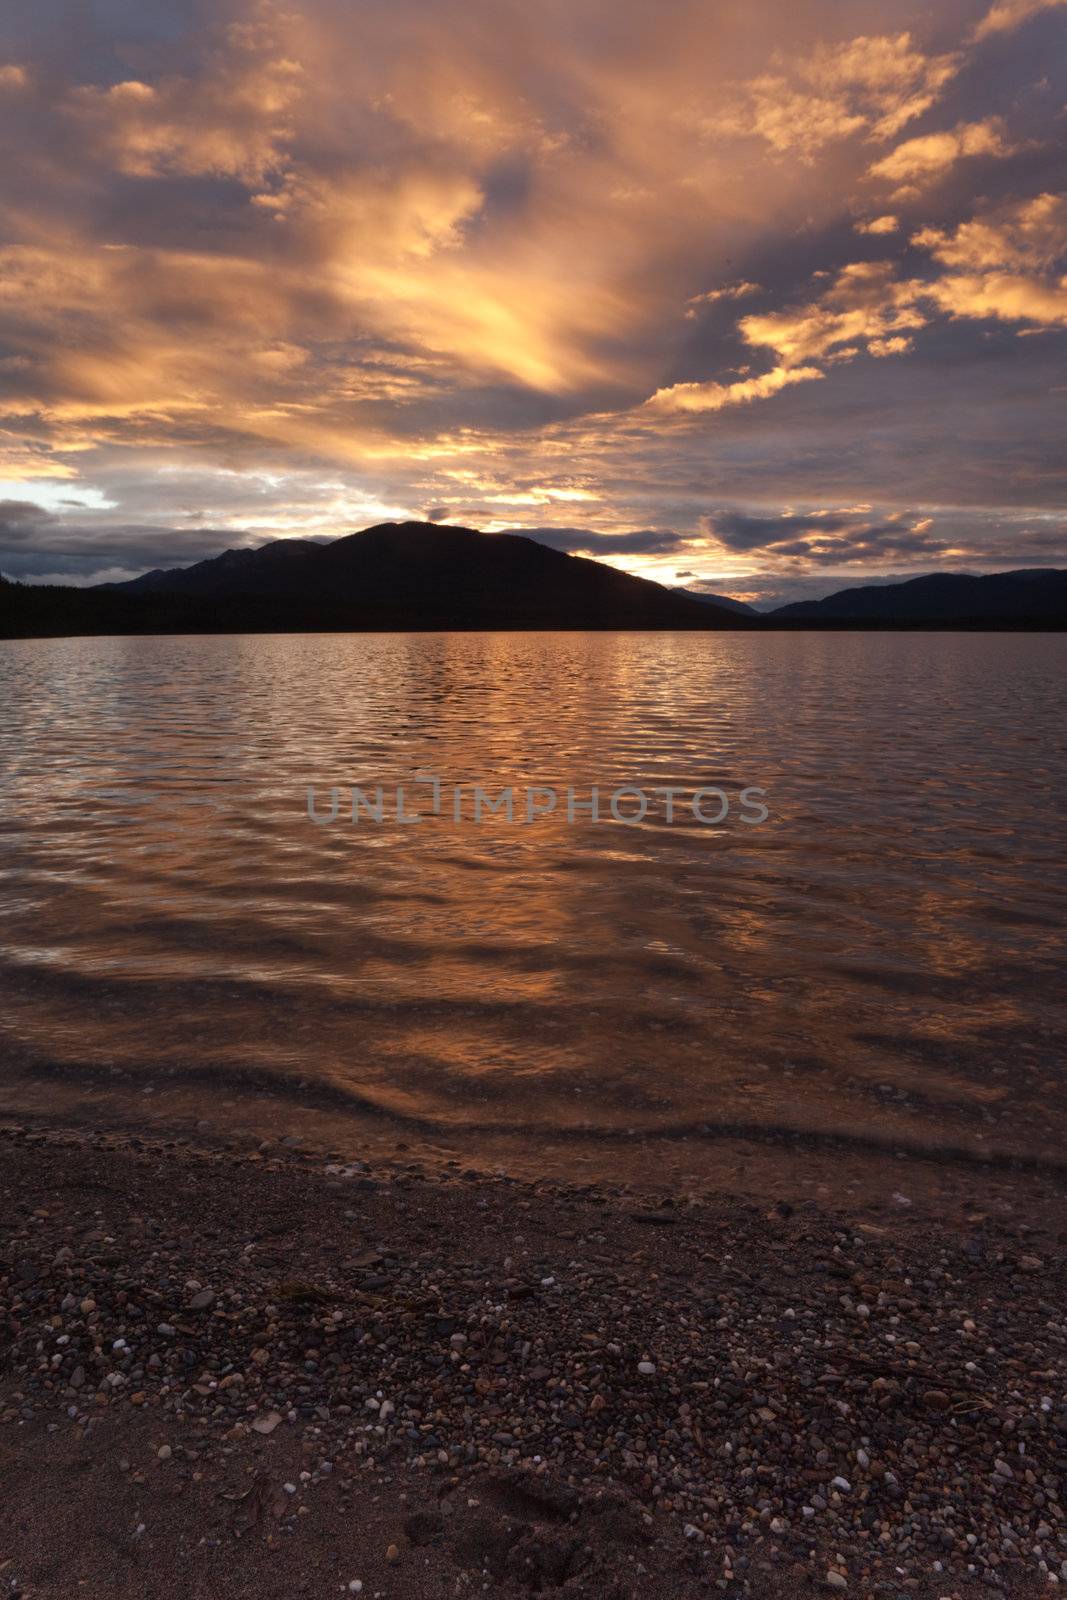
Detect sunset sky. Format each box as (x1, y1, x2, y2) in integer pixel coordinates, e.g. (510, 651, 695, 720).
(1, 0, 1065, 606)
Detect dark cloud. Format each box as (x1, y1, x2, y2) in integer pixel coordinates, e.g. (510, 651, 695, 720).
(0, 500, 60, 541)
(508, 527, 689, 556)
(704, 510, 884, 553)
(0, 517, 243, 582)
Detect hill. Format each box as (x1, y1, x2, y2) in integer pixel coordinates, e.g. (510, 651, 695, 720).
(672, 588, 758, 616)
(771, 569, 1067, 624)
(0, 522, 751, 637)
(4, 539, 1066, 638)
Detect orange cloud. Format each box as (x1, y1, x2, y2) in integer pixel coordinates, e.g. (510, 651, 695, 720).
(973, 0, 1067, 39)
(703, 32, 960, 159)
(659, 190, 1066, 412)
(685, 282, 761, 317)
(799, 32, 959, 141)
(927, 273, 1067, 326)
(739, 262, 927, 366)
(67, 17, 304, 183)
(0, 0, 1063, 549)
(868, 117, 1016, 194)
(644, 364, 824, 414)
(914, 193, 1067, 271)
(867, 334, 913, 356)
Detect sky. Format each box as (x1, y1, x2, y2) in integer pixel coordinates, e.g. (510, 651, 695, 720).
(0, 0, 1065, 607)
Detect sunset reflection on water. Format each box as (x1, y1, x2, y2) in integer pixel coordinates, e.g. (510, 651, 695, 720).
(1, 630, 1064, 1194)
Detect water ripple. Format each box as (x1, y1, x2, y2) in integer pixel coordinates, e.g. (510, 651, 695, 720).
(0, 630, 1064, 1175)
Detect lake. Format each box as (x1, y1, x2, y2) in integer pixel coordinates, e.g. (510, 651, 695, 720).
(1, 630, 1065, 1198)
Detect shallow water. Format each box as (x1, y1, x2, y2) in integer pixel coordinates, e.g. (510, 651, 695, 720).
(1, 631, 1065, 1188)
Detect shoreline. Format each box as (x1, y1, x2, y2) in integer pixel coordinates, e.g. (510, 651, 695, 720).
(5, 1091, 1067, 1233)
(4, 623, 1067, 642)
(2, 1123, 1064, 1598)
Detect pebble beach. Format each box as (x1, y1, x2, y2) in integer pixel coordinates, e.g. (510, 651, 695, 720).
(1, 1122, 1065, 1599)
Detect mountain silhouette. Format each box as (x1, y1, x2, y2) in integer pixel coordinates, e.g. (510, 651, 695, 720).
(771, 569, 1067, 624)
(2, 522, 751, 636)
(103, 521, 750, 625)
(673, 587, 757, 616)
(3, 536, 1066, 637)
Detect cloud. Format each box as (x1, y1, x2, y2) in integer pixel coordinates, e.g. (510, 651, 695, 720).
(657, 193, 1066, 413)
(868, 117, 1017, 194)
(926, 272, 1067, 326)
(867, 334, 913, 356)
(685, 282, 761, 317)
(643, 364, 824, 414)
(1, 0, 1065, 593)
(67, 19, 304, 183)
(507, 526, 688, 556)
(973, 0, 1067, 40)
(702, 507, 929, 555)
(797, 33, 960, 142)
(737, 261, 927, 367)
(913, 192, 1067, 271)
(703, 32, 960, 159)
(11, 565, 151, 588)
(916, 192, 1067, 328)
(0, 498, 59, 540)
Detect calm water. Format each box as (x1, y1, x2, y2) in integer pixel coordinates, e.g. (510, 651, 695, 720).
(1, 631, 1065, 1190)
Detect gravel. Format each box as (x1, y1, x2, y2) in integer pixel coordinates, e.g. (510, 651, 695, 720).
(1, 1121, 1064, 1598)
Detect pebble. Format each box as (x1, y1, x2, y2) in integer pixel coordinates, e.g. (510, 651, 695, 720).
(3, 1126, 1065, 1600)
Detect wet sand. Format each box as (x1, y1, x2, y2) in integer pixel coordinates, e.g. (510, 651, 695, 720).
(1, 1122, 1065, 1598)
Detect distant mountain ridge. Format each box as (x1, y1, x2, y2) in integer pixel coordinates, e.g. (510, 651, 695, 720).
(771, 568, 1067, 623)
(105, 536, 325, 596)
(672, 587, 758, 616)
(2, 534, 1065, 638)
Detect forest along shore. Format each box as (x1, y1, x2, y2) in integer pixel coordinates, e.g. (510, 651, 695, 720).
(1, 1124, 1065, 1599)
